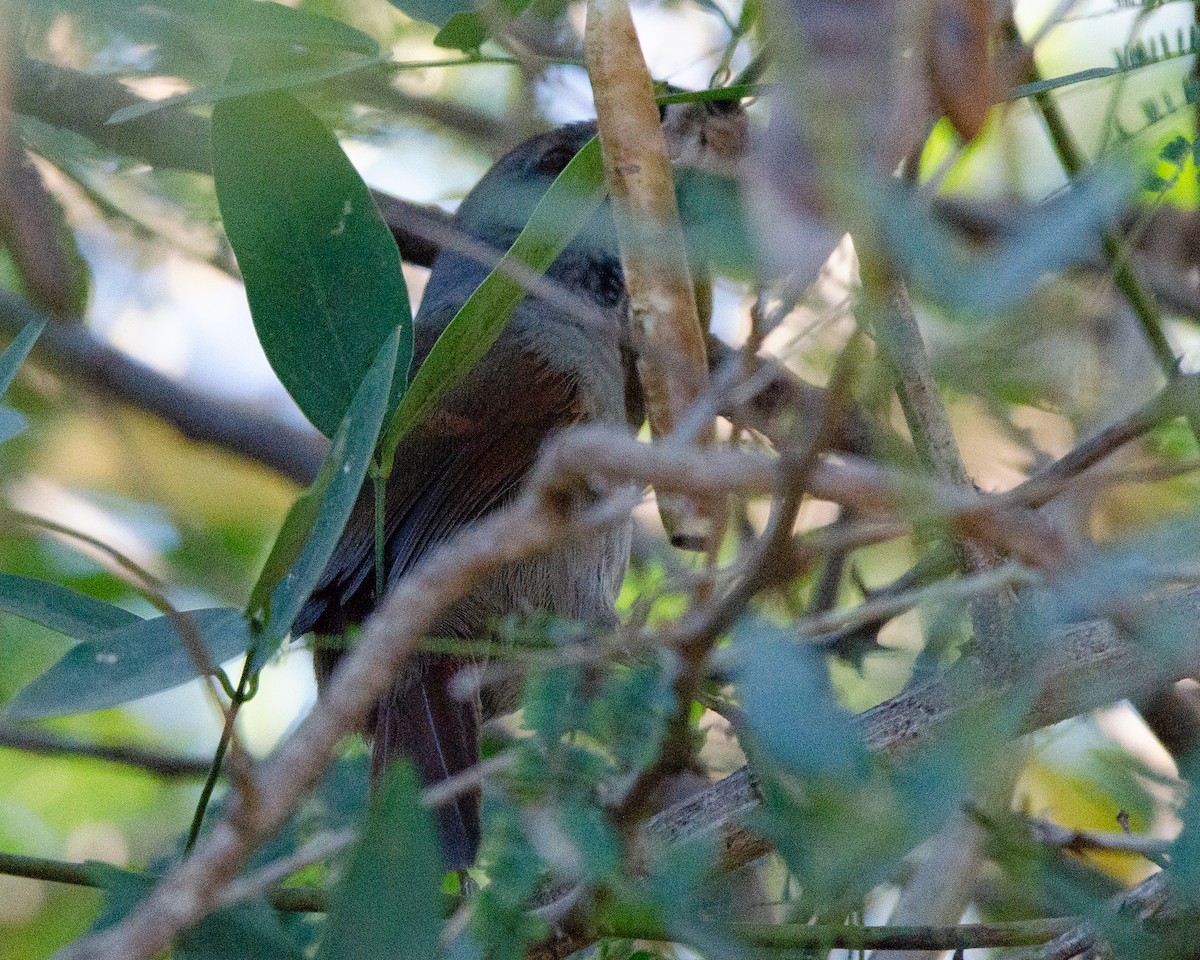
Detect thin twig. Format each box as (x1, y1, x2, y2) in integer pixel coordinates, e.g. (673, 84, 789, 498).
(1027, 817, 1172, 860)
(211, 828, 357, 912)
(1007, 20, 1178, 376)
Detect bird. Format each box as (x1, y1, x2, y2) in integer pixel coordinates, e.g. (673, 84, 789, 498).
(292, 121, 638, 870)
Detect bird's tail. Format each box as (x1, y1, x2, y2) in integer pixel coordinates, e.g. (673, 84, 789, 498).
(371, 658, 482, 870)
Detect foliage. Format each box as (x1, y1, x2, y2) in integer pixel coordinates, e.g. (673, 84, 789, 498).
(4, 0, 1200, 959)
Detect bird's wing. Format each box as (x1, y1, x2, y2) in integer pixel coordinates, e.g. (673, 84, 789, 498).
(294, 335, 585, 869)
(295, 337, 585, 637)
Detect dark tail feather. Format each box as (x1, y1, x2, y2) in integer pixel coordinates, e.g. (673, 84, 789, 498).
(371, 659, 481, 870)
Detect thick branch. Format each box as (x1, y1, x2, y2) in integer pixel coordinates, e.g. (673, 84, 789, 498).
(640, 581, 1200, 868)
(13, 57, 450, 269)
(0, 290, 326, 486)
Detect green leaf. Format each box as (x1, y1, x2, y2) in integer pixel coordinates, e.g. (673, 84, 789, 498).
(6, 607, 253, 720)
(434, 12, 489, 52)
(246, 464, 334, 625)
(250, 329, 400, 666)
(178, 899, 305, 960)
(42, 0, 379, 54)
(380, 136, 604, 465)
(320, 762, 444, 960)
(735, 618, 867, 779)
(1005, 66, 1117, 101)
(213, 89, 413, 438)
(0, 573, 141, 641)
(879, 167, 1136, 315)
(386, 0, 472, 28)
(0, 317, 45, 397)
(168, 0, 378, 52)
(108, 53, 393, 125)
(673, 169, 755, 278)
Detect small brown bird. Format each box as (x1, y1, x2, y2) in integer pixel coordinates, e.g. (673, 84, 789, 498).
(293, 122, 637, 869)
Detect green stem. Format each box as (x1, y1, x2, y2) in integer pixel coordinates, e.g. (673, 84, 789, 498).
(583, 899, 1076, 951)
(184, 657, 255, 855)
(0, 850, 330, 912)
(0, 849, 1083, 944)
(373, 467, 387, 604)
(1014, 23, 1179, 377)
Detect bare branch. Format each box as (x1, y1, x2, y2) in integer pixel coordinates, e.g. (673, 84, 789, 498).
(0, 289, 326, 486)
(1026, 817, 1172, 860)
(0, 725, 214, 779)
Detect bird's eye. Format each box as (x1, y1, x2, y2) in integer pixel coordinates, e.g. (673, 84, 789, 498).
(535, 144, 577, 176)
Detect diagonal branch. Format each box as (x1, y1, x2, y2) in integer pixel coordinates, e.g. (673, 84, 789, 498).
(55, 454, 640, 960)
(0, 289, 327, 486)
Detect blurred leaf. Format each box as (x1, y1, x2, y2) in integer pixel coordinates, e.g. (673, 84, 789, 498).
(0, 315, 44, 397)
(177, 900, 305, 960)
(87, 863, 152, 934)
(320, 762, 443, 960)
(6, 607, 252, 720)
(880, 168, 1136, 314)
(1017, 519, 1200, 640)
(108, 53, 393, 125)
(522, 663, 586, 744)
(590, 662, 672, 770)
(380, 136, 604, 464)
(88, 863, 304, 960)
(248, 329, 400, 666)
(434, 13, 489, 52)
(556, 798, 620, 880)
(387, 0, 472, 28)
(314, 751, 372, 829)
(0, 406, 27, 442)
(36, 0, 379, 54)
(472, 801, 546, 960)
(0, 573, 141, 640)
(444, 928, 485, 960)
(673, 169, 755, 278)
(735, 618, 867, 778)
(641, 837, 748, 960)
(212, 88, 412, 438)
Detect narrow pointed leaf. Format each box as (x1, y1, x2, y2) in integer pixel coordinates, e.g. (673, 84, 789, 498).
(108, 54, 392, 125)
(0, 407, 27, 443)
(250, 329, 400, 666)
(7, 607, 252, 720)
(0, 316, 45, 396)
(0, 573, 141, 640)
(386, 0, 472, 28)
(380, 137, 604, 463)
(47, 0, 379, 54)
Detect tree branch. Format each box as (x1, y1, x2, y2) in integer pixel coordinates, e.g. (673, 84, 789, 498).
(0, 725, 214, 778)
(0, 289, 326, 485)
(55, 453, 640, 960)
(639, 580, 1200, 871)
(13, 57, 450, 269)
